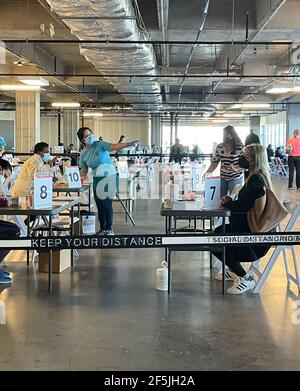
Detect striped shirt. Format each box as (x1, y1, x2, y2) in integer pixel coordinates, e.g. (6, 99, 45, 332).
(212, 142, 244, 180)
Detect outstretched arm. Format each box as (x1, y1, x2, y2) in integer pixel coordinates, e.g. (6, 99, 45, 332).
(110, 140, 139, 151)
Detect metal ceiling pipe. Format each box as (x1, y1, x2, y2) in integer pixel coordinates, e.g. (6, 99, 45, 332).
(177, 0, 210, 109)
(2, 39, 294, 45)
(207, 0, 288, 102)
(46, 0, 161, 107)
(157, 0, 170, 98)
(157, 0, 169, 67)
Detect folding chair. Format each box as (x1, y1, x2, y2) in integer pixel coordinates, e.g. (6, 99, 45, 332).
(272, 157, 288, 177)
(253, 203, 300, 293)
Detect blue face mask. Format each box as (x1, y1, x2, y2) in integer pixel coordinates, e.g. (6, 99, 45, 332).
(84, 135, 97, 145)
(42, 152, 51, 163)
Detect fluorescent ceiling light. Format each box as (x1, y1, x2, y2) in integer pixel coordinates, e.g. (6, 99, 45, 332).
(266, 87, 290, 94)
(19, 77, 49, 87)
(212, 119, 228, 123)
(83, 112, 104, 117)
(223, 113, 246, 118)
(232, 103, 271, 109)
(291, 87, 300, 92)
(0, 85, 41, 91)
(51, 102, 80, 108)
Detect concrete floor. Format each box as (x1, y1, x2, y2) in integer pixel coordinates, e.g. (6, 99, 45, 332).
(0, 178, 300, 371)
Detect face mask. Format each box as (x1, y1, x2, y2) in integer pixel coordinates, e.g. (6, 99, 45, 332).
(42, 152, 51, 163)
(84, 135, 97, 145)
(238, 156, 250, 169)
(224, 134, 233, 143)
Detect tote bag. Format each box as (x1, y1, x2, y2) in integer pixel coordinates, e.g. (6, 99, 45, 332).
(247, 174, 288, 233)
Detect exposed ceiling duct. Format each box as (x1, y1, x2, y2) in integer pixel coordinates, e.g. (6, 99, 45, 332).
(45, 0, 161, 108)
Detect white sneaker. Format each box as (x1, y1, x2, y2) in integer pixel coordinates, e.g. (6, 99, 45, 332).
(215, 267, 236, 281)
(227, 276, 255, 295)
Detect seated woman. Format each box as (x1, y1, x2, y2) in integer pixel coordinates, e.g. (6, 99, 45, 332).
(213, 144, 272, 295)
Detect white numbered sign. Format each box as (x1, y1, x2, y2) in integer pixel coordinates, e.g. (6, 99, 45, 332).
(204, 176, 221, 209)
(192, 166, 203, 191)
(66, 166, 81, 188)
(116, 161, 129, 179)
(34, 175, 53, 209)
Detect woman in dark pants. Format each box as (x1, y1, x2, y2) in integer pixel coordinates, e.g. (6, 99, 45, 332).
(77, 127, 138, 235)
(0, 221, 20, 285)
(213, 144, 272, 294)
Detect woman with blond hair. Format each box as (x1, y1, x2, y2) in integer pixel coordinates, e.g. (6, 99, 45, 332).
(213, 144, 272, 294)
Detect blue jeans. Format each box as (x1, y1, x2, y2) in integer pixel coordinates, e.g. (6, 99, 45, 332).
(220, 176, 244, 197)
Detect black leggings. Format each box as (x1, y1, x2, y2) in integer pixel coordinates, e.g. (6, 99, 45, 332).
(225, 260, 247, 278)
(0, 220, 20, 265)
(212, 224, 261, 278)
(288, 156, 300, 188)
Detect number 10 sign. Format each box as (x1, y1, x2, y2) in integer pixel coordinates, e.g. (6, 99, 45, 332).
(33, 175, 53, 209)
(66, 167, 81, 188)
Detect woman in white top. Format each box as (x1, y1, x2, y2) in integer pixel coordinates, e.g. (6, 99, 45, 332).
(12, 142, 54, 197)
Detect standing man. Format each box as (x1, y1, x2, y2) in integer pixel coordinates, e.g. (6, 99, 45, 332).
(287, 129, 300, 190)
(169, 138, 184, 164)
(245, 129, 261, 146)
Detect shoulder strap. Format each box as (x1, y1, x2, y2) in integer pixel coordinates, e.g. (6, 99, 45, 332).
(254, 171, 269, 189)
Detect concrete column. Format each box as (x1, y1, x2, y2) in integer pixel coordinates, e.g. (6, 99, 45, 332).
(150, 114, 162, 148)
(15, 91, 40, 152)
(250, 116, 261, 137)
(286, 104, 300, 139)
(62, 110, 80, 148)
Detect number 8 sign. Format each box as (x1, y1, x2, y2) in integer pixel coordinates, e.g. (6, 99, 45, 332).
(33, 175, 53, 209)
(204, 177, 221, 209)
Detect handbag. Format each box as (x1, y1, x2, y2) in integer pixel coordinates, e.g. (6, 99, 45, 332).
(247, 174, 288, 233)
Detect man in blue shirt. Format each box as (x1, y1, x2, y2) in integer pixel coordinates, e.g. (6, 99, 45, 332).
(77, 127, 138, 235)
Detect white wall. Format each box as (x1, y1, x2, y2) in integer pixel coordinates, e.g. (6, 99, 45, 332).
(40, 116, 59, 148)
(0, 111, 15, 149)
(261, 111, 286, 126)
(84, 116, 150, 145)
(0, 112, 15, 121)
(0, 113, 150, 149)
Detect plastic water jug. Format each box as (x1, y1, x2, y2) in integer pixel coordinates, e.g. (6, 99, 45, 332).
(156, 261, 168, 291)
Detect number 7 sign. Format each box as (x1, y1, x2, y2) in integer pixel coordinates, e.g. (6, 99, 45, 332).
(204, 177, 221, 209)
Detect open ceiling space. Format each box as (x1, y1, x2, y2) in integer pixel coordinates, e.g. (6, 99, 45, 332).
(0, 0, 299, 123)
